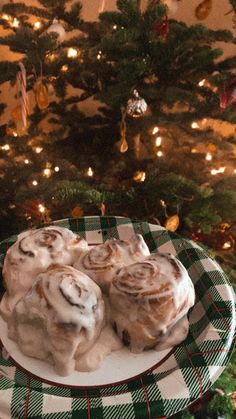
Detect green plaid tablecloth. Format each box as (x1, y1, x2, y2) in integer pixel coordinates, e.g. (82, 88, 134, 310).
(0, 216, 235, 419)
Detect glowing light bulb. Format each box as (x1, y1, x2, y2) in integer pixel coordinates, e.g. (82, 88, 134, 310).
(191, 148, 197, 153)
(155, 137, 162, 147)
(87, 167, 93, 177)
(152, 126, 159, 135)
(205, 152, 212, 161)
(35, 147, 43, 153)
(34, 21, 42, 29)
(97, 52, 102, 60)
(198, 79, 206, 87)
(13, 131, 18, 137)
(38, 204, 46, 213)
(12, 18, 20, 28)
(2, 14, 10, 21)
(218, 167, 226, 173)
(191, 122, 199, 129)
(222, 241, 232, 250)
(54, 166, 60, 172)
(43, 168, 51, 177)
(157, 150, 163, 157)
(67, 48, 78, 58)
(24, 159, 29, 164)
(2, 144, 10, 150)
(211, 169, 218, 175)
(61, 64, 69, 72)
(234, 169, 236, 173)
(113, 25, 117, 30)
(32, 180, 38, 186)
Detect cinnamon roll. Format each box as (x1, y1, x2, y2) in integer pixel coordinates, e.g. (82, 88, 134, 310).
(109, 252, 195, 353)
(7, 265, 105, 376)
(74, 234, 150, 292)
(1, 226, 88, 317)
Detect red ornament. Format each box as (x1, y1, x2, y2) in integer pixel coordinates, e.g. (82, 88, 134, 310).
(219, 77, 236, 110)
(153, 15, 169, 39)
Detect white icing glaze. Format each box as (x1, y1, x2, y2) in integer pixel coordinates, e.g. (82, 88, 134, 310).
(1, 226, 88, 318)
(74, 234, 150, 292)
(109, 251, 195, 353)
(7, 265, 105, 376)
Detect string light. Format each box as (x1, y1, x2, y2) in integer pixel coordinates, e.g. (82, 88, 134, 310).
(152, 126, 159, 135)
(34, 21, 42, 30)
(1, 144, 10, 150)
(191, 148, 197, 153)
(35, 147, 43, 153)
(54, 166, 60, 172)
(32, 180, 38, 186)
(222, 241, 233, 250)
(12, 18, 20, 28)
(43, 168, 51, 177)
(2, 14, 10, 21)
(61, 64, 69, 72)
(113, 25, 117, 30)
(157, 150, 163, 157)
(97, 51, 102, 60)
(234, 169, 236, 173)
(67, 48, 78, 58)
(155, 137, 162, 147)
(191, 122, 199, 129)
(24, 159, 29, 164)
(198, 79, 206, 87)
(211, 167, 226, 175)
(205, 152, 213, 161)
(87, 167, 93, 177)
(13, 131, 18, 137)
(38, 204, 46, 213)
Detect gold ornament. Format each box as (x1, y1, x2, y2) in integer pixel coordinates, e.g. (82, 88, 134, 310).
(34, 81, 49, 110)
(207, 143, 217, 153)
(71, 205, 84, 218)
(164, 214, 180, 232)
(11, 105, 22, 122)
(195, 0, 212, 20)
(133, 170, 146, 182)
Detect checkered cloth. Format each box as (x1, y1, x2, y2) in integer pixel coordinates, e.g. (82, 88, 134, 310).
(0, 216, 235, 419)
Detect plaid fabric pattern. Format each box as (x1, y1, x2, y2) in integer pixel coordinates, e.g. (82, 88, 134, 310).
(0, 216, 235, 419)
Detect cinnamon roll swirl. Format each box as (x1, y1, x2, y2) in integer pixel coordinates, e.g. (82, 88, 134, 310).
(74, 234, 150, 292)
(7, 265, 105, 376)
(109, 252, 195, 353)
(1, 226, 88, 317)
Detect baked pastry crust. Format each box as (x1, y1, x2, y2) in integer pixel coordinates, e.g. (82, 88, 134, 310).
(74, 234, 150, 292)
(109, 251, 195, 353)
(1, 226, 88, 317)
(7, 265, 105, 376)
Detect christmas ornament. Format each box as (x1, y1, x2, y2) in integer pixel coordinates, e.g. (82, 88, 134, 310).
(219, 77, 236, 110)
(127, 89, 147, 118)
(207, 143, 217, 153)
(153, 14, 169, 39)
(71, 205, 84, 218)
(34, 81, 49, 110)
(133, 171, 146, 182)
(164, 214, 180, 232)
(47, 18, 65, 42)
(195, 0, 213, 20)
(16, 62, 28, 128)
(119, 106, 128, 152)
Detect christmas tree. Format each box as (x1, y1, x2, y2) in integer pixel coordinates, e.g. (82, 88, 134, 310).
(0, 1, 235, 416)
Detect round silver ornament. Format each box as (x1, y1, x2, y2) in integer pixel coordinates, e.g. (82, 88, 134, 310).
(47, 18, 65, 42)
(126, 89, 148, 118)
